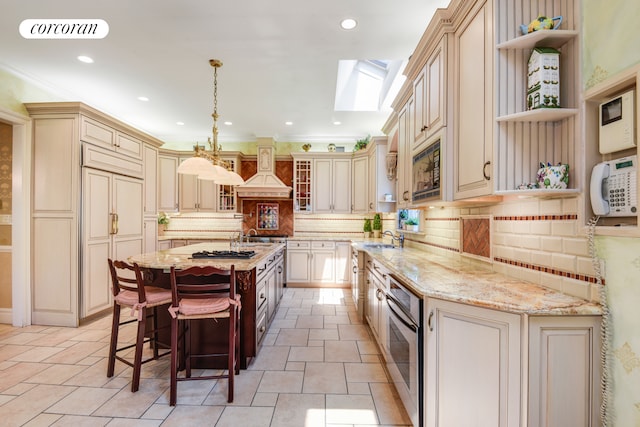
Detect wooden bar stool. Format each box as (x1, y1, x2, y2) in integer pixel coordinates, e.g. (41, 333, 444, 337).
(168, 265, 241, 406)
(107, 259, 172, 392)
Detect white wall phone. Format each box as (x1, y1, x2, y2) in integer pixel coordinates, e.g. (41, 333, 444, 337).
(590, 155, 638, 216)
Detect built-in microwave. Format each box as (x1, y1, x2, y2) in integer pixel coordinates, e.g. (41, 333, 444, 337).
(599, 89, 636, 154)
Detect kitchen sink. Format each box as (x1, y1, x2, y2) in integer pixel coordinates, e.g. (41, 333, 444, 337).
(363, 243, 396, 249)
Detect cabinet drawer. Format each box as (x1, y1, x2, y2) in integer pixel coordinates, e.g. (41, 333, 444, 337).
(256, 308, 267, 345)
(80, 116, 115, 148)
(312, 241, 335, 249)
(287, 240, 310, 249)
(257, 280, 267, 311)
(82, 143, 144, 179)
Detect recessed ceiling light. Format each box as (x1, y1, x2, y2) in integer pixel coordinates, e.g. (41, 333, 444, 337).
(285, 121, 293, 126)
(340, 18, 357, 30)
(176, 121, 185, 126)
(137, 96, 149, 102)
(333, 121, 341, 125)
(224, 121, 232, 126)
(77, 55, 94, 63)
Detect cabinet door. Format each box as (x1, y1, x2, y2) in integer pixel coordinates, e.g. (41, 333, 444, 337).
(397, 102, 413, 207)
(266, 268, 277, 321)
(425, 298, 521, 427)
(286, 250, 310, 283)
(313, 158, 333, 212)
(179, 171, 198, 212)
(115, 133, 143, 160)
(158, 155, 178, 212)
(198, 179, 217, 211)
(143, 145, 158, 216)
(528, 316, 601, 427)
(454, 0, 493, 199)
(365, 268, 380, 339)
(425, 37, 446, 138)
(352, 155, 368, 213)
(332, 159, 352, 213)
(143, 217, 157, 254)
(413, 67, 427, 146)
(311, 250, 335, 283)
(334, 243, 351, 285)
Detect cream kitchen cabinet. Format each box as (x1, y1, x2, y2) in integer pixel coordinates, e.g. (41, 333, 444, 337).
(286, 240, 351, 286)
(396, 100, 413, 207)
(26, 102, 163, 326)
(453, 0, 494, 200)
(158, 153, 179, 213)
(82, 168, 143, 317)
(425, 298, 521, 427)
(310, 240, 336, 284)
(425, 297, 601, 427)
(335, 242, 351, 285)
(313, 157, 351, 213)
(351, 155, 368, 214)
(179, 171, 217, 212)
(80, 116, 144, 161)
(143, 144, 158, 253)
(367, 137, 395, 212)
(293, 158, 312, 212)
(413, 36, 447, 149)
(286, 240, 311, 284)
(365, 256, 388, 347)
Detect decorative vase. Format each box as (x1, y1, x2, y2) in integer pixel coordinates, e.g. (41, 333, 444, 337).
(363, 231, 371, 239)
(373, 230, 381, 239)
(158, 224, 165, 236)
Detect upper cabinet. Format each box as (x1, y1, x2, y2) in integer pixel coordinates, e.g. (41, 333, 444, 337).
(453, 0, 494, 200)
(413, 36, 447, 149)
(80, 116, 143, 160)
(313, 156, 351, 213)
(158, 153, 179, 213)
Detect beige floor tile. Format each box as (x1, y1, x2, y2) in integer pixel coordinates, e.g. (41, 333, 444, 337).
(203, 369, 264, 406)
(274, 328, 309, 346)
(288, 346, 324, 362)
(2, 381, 38, 395)
(325, 341, 362, 363)
(43, 341, 108, 364)
(92, 378, 167, 418)
(269, 318, 297, 329)
(0, 361, 52, 392)
(308, 328, 340, 341)
(21, 413, 63, 427)
(46, 387, 119, 416)
(338, 324, 371, 341)
(63, 359, 126, 388)
(10, 345, 66, 362)
(295, 315, 324, 329)
(324, 314, 352, 325)
(247, 345, 290, 371)
(286, 307, 312, 316)
(0, 332, 43, 345)
(285, 361, 306, 370)
(257, 370, 304, 393)
(261, 332, 278, 346)
(302, 362, 347, 394)
(0, 344, 32, 363)
(344, 362, 389, 383)
(0, 384, 76, 426)
(26, 364, 88, 385)
(347, 382, 371, 395)
(0, 394, 16, 405)
(369, 382, 413, 425)
(252, 392, 279, 406)
(158, 404, 223, 427)
(103, 418, 162, 427)
(271, 393, 325, 427)
(326, 394, 379, 425)
(215, 406, 274, 427)
(50, 414, 112, 426)
(141, 403, 174, 420)
(356, 340, 381, 355)
(311, 305, 336, 316)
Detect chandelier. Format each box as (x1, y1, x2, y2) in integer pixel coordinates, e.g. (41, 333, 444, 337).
(176, 59, 245, 185)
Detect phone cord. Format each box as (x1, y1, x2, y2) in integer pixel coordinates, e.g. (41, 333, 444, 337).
(588, 216, 612, 427)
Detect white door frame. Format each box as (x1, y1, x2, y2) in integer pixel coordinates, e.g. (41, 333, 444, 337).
(0, 107, 31, 327)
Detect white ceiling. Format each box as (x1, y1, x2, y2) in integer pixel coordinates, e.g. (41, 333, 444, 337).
(0, 0, 450, 150)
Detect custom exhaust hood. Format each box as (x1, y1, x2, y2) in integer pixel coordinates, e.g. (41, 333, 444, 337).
(235, 139, 292, 199)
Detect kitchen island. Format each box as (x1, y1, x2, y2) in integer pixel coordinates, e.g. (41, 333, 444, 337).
(129, 241, 285, 369)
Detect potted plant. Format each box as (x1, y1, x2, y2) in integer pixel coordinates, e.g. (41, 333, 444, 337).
(157, 212, 170, 236)
(353, 135, 370, 152)
(363, 218, 372, 238)
(404, 217, 419, 232)
(372, 213, 382, 238)
(398, 209, 408, 230)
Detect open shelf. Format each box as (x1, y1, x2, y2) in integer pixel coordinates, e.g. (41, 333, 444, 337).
(496, 108, 578, 122)
(496, 29, 579, 50)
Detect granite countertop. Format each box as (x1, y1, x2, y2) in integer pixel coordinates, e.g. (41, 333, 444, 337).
(129, 242, 284, 271)
(352, 242, 602, 316)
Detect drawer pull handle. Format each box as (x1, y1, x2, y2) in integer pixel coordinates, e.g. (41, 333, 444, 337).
(428, 310, 434, 332)
(483, 161, 491, 181)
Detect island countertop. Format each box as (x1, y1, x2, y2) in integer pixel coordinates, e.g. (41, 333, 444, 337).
(129, 242, 284, 271)
(352, 242, 602, 316)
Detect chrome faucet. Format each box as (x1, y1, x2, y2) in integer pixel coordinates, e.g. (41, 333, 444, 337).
(246, 228, 258, 242)
(382, 230, 405, 248)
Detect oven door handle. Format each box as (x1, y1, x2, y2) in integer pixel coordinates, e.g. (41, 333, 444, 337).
(386, 294, 417, 333)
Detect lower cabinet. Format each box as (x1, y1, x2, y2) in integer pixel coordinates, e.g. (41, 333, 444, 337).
(287, 240, 351, 286)
(365, 257, 388, 350)
(256, 247, 286, 348)
(424, 298, 602, 427)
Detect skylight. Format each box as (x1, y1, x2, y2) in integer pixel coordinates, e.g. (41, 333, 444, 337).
(334, 59, 406, 112)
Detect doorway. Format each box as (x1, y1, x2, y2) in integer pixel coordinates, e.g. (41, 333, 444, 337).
(0, 107, 30, 327)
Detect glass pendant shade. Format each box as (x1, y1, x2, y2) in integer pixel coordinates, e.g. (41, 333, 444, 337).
(177, 157, 217, 175)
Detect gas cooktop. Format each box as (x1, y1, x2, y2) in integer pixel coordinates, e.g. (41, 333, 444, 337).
(191, 250, 256, 259)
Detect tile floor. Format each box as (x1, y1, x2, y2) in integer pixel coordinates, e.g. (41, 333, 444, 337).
(0, 288, 411, 426)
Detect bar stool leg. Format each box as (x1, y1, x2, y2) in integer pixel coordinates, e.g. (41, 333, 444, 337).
(107, 303, 121, 378)
(170, 315, 179, 406)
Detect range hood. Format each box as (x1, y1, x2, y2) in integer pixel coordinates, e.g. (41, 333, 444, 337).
(235, 139, 292, 199)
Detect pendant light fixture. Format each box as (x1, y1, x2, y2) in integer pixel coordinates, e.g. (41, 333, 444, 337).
(176, 59, 245, 186)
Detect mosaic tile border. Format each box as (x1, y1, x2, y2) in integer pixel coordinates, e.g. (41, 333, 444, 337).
(494, 214, 578, 221)
(424, 217, 460, 221)
(493, 256, 603, 285)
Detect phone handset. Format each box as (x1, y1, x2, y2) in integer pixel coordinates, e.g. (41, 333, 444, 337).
(590, 162, 610, 215)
